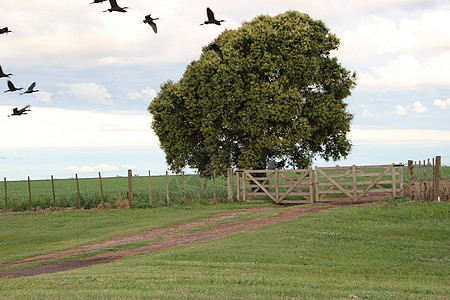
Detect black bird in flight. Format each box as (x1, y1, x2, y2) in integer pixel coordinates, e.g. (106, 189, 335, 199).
(208, 43, 223, 60)
(8, 105, 31, 117)
(104, 0, 128, 12)
(90, 0, 107, 3)
(200, 8, 225, 26)
(4, 80, 23, 93)
(0, 27, 12, 34)
(20, 82, 39, 95)
(142, 14, 159, 33)
(0, 65, 13, 78)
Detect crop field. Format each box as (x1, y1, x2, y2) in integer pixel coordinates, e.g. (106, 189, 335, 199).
(0, 201, 448, 299)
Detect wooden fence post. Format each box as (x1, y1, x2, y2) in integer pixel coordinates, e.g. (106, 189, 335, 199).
(407, 160, 414, 199)
(51, 175, 56, 208)
(227, 168, 234, 202)
(166, 171, 170, 206)
(213, 170, 216, 203)
(98, 172, 104, 205)
(275, 168, 279, 203)
(75, 174, 81, 209)
(399, 163, 404, 197)
(28, 176, 32, 211)
(434, 156, 441, 201)
(182, 171, 185, 204)
(128, 169, 134, 208)
(236, 171, 240, 202)
(314, 167, 319, 202)
(148, 170, 152, 205)
(3, 177, 7, 211)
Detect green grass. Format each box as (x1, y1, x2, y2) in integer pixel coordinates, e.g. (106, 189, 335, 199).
(0, 203, 270, 265)
(0, 201, 448, 299)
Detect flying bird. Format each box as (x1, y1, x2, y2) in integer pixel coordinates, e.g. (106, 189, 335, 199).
(207, 43, 223, 60)
(0, 27, 12, 34)
(7, 105, 31, 117)
(200, 8, 225, 26)
(4, 80, 23, 93)
(104, 0, 128, 12)
(20, 82, 39, 95)
(0, 65, 13, 78)
(90, 0, 107, 3)
(142, 14, 159, 33)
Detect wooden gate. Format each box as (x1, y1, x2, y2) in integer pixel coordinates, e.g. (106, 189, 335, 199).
(314, 164, 404, 202)
(237, 169, 313, 203)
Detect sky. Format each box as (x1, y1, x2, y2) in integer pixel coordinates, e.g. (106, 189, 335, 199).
(1, 0, 449, 180)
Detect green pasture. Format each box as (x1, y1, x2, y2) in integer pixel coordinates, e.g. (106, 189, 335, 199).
(0, 201, 448, 299)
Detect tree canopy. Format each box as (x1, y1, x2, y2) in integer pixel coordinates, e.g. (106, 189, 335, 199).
(148, 11, 357, 176)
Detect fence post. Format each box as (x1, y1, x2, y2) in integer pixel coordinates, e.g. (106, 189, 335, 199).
(51, 175, 56, 208)
(182, 171, 185, 204)
(236, 171, 240, 202)
(3, 177, 7, 211)
(434, 156, 441, 201)
(166, 171, 170, 206)
(28, 176, 32, 211)
(227, 168, 234, 202)
(399, 163, 404, 197)
(275, 168, 279, 203)
(98, 172, 104, 205)
(391, 164, 396, 199)
(243, 171, 247, 202)
(148, 170, 152, 205)
(213, 170, 216, 204)
(352, 165, 357, 200)
(128, 169, 134, 208)
(314, 167, 319, 202)
(309, 169, 314, 203)
(407, 160, 414, 199)
(75, 174, 81, 209)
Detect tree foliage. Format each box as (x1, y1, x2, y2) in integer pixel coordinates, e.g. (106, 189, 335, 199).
(149, 11, 357, 176)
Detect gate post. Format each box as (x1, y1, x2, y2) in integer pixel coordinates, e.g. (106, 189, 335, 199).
(407, 160, 414, 199)
(227, 168, 234, 202)
(275, 168, 279, 203)
(434, 156, 441, 201)
(314, 167, 319, 202)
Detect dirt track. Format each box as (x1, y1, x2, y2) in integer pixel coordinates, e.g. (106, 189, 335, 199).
(0, 203, 349, 278)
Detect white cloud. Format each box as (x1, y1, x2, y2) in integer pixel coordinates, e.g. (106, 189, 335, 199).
(362, 109, 374, 117)
(35, 91, 53, 104)
(338, 9, 450, 58)
(395, 105, 408, 115)
(349, 128, 450, 144)
(412, 101, 427, 113)
(127, 87, 157, 101)
(66, 164, 119, 173)
(433, 98, 450, 109)
(359, 53, 450, 89)
(57, 82, 112, 104)
(0, 106, 158, 150)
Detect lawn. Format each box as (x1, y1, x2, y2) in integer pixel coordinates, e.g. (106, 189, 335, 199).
(0, 201, 448, 299)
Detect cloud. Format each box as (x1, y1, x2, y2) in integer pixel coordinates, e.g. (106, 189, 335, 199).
(338, 9, 450, 58)
(35, 91, 53, 104)
(349, 128, 450, 144)
(127, 87, 157, 101)
(66, 164, 119, 173)
(0, 106, 158, 150)
(57, 82, 112, 104)
(433, 98, 450, 109)
(359, 53, 450, 89)
(395, 101, 427, 115)
(362, 109, 374, 117)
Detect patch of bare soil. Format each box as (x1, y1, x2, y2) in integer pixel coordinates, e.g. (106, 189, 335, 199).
(0, 204, 352, 278)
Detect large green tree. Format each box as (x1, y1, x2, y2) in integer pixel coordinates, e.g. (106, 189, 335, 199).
(149, 11, 356, 176)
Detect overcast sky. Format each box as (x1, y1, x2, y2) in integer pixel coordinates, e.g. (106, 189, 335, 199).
(1, 0, 449, 180)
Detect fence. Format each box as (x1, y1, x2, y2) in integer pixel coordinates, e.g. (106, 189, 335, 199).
(1, 170, 229, 212)
(407, 156, 443, 201)
(1, 157, 445, 211)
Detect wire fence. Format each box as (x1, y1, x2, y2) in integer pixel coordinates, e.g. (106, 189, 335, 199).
(1, 171, 231, 212)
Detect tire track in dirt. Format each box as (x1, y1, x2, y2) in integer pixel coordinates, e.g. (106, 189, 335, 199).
(0, 204, 343, 278)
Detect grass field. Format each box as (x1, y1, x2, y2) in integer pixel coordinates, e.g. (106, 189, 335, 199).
(0, 201, 448, 299)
